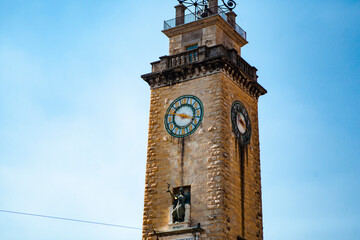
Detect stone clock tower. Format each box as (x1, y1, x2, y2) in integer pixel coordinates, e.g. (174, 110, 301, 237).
(141, 1, 267, 239)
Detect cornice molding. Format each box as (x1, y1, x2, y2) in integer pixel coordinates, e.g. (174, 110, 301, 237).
(141, 46, 267, 100)
(153, 223, 204, 237)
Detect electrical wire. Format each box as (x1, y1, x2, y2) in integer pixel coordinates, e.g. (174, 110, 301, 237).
(0, 210, 142, 230)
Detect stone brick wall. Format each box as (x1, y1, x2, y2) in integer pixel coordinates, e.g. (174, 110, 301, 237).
(166, 15, 246, 56)
(220, 75, 263, 240)
(142, 71, 263, 240)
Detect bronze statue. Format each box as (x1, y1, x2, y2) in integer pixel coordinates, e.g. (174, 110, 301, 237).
(167, 184, 188, 223)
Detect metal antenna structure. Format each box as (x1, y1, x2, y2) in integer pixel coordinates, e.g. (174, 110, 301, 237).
(177, 0, 237, 18)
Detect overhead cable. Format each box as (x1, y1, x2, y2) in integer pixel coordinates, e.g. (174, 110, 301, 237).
(0, 209, 141, 230)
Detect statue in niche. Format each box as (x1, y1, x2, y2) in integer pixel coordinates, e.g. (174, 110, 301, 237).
(167, 184, 190, 223)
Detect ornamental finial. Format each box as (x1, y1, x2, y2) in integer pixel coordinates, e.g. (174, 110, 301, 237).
(221, 0, 236, 11)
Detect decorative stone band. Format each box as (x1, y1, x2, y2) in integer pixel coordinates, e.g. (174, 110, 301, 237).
(141, 45, 267, 100)
(154, 223, 204, 237)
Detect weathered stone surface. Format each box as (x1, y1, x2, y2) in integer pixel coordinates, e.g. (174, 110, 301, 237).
(142, 10, 265, 240)
(142, 71, 264, 239)
(163, 15, 247, 55)
(143, 45, 266, 100)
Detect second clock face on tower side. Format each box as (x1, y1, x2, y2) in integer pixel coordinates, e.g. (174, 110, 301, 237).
(165, 95, 204, 138)
(231, 101, 251, 145)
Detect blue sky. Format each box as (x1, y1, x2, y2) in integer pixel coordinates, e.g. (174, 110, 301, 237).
(0, 0, 359, 239)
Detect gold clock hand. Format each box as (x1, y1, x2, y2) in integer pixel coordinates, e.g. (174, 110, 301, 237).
(169, 113, 193, 119)
(177, 113, 192, 119)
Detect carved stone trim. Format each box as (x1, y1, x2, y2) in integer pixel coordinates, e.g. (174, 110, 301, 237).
(154, 223, 204, 237)
(141, 46, 267, 100)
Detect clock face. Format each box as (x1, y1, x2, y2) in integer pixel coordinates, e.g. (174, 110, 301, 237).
(231, 101, 251, 145)
(165, 95, 204, 138)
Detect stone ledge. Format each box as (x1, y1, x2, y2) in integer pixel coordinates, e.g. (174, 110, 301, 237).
(154, 223, 204, 237)
(141, 45, 267, 100)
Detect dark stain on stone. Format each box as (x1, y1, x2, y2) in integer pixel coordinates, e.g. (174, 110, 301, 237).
(179, 137, 186, 186)
(236, 138, 247, 238)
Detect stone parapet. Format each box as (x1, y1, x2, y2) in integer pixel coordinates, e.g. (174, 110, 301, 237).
(142, 45, 266, 100)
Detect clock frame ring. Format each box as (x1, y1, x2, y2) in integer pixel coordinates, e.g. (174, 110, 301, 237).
(164, 95, 204, 138)
(231, 100, 251, 145)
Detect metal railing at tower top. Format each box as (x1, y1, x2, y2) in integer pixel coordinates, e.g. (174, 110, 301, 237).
(163, 11, 247, 40)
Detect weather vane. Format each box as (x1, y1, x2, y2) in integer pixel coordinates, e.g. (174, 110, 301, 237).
(177, 0, 237, 18)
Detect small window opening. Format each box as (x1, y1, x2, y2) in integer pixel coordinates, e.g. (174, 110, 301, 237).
(186, 44, 198, 51)
(186, 44, 198, 63)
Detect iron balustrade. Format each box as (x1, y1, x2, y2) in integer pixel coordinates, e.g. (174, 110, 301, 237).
(164, 13, 197, 30)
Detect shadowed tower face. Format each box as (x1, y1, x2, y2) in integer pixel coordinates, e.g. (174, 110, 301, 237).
(141, 1, 267, 239)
